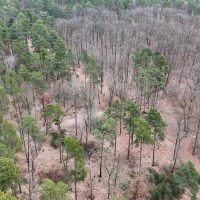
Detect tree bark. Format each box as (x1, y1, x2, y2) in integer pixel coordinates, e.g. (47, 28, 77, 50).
(127, 132, 131, 160)
(114, 128, 117, 156)
(99, 136, 105, 178)
(152, 133, 156, 166)
(192, 118, 200, 155)
(140, 141, 143, 167)
(58, 123, 62, 163)
(75, 159, 78, 200)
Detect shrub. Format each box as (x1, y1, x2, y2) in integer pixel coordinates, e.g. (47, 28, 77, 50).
(150, 183, 172, 200)
(149, 169, 166, 185)
(40, 178, 71, 200)
(0, 192, 17, 200)
(149, 162, 200, 200)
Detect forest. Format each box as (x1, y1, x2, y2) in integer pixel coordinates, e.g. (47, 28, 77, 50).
(1, 0, 200, 200)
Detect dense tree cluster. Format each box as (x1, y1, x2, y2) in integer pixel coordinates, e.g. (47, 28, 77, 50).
(149, 162, 200, 200)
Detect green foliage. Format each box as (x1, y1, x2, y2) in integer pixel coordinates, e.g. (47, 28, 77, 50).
(0, 0, 19, 24)
(43, 103, 65, 123)
(170, 162, 200, 199)
(0, 86, 9, 117)
(106, 100, 124, 119)
(30, 19, 72, 80)
(19, 115, 45, 144)
(146, 107, 165, 141)
(81, 50, 101, 82)
(124, 100, 139, 119)
(149, 162, 200, 200)
(112, 195, 127, 200)
(149, 169, 166, 185)
(4, 70, 22, 96)
(50, 130, 65, 149)
(0, 191, 17, 200)
(40, 178, 71, 200)
(63, 0, 133, 10)
(0, 143, 16, 160)
(124, 100, 140, 131)
(150, 183, 173, 200)
(29, 71, 46, 94)
(0, 120, 21, 152)
(63, 136, 87, 181)
(93, 114, 117, 142)
(133, 49, 169, 105)
(136, 0, 200, 15)
(0, 157, 19, 192)
(134, 118, 153, 144)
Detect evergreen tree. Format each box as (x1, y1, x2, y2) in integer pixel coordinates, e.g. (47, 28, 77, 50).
(146, 107, 165, 166)
(0, 191, 17, 200)
(0, 157, 19, 192)
(43, 103, 65, 162)
(40, 178, 71, 200)
(134, 118, 153, 167)
(124, 100, 139, 160)
(63, 136, 86, 200)
(93, 114, 117, 178)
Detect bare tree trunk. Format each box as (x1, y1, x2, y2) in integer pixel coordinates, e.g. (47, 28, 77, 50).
(114, 155, 120, 188)
(97, 84, 101, 105)
(19, 130, 29, 169)
(114, 129, 117, 156)
(107, 173, 112, 199)
(172, 116, 184, 172)
(89, 76, 92, 134)
(58, 123, 62, 163)
(152, 133, 156, 166)
(27, 130, 30, 172)
(99, 136, 105, 178)
(33, 138, 38, 156)
(12, 97, 19, 121)
(119, 117, 122, 135)
(31, 150, 35, 189)
(75, 102, 78, 138)
(100, 74, 103, 94)
(85, 120, 88, 145)
(75, 159, 78, 200)
(173, 131, 179, 160)
(127, 132, 131, 160)
(89, 155, 93, 200)
(172, 138, 181, 172)
(28, 181, 32, 200)
(192, 118, 200, 155)
(18, 182, 22, 193)
(140, 141, 143, 167)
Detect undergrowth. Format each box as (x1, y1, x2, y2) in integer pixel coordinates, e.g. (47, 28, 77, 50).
(149, 161, 200, 200)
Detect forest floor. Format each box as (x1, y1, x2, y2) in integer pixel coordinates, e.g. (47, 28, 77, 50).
(17, 62, 200, 200)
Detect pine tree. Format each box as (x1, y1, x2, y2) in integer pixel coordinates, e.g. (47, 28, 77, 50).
(134, 118, 153, 167)
(146, 107, 165, 166)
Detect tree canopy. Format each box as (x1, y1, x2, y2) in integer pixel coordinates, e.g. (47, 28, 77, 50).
(0, 157, 19, 192)
(40, 178, 71, 200)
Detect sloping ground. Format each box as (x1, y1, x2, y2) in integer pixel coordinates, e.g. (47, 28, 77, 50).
(17, 63, 200, 200)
